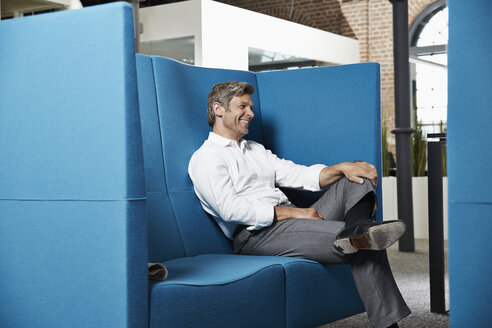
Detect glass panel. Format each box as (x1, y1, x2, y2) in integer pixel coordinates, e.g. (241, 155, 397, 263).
(249, 47, 307, 65)
(416, 8, 448, 47)
(248, 47, 328, 71)
(139, 36, 194, 65)
(414, 7, 448, 136)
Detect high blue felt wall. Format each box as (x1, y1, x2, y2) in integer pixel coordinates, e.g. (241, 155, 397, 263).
(0, 3, 148, 327)
(257, 64, 383, 219)
(448, 1, 492, 326)
(0, 4, 145, 201)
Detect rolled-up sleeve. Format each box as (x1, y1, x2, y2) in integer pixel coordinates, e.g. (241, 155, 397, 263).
(264, 149, 326, 192)
(189, 149, 274, 230)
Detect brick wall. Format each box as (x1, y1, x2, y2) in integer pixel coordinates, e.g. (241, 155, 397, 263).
(218, 0, 437, 149)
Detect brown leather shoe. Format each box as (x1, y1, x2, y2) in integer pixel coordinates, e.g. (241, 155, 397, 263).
(334, 220, 406, 254)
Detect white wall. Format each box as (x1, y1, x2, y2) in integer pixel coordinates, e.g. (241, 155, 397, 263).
(139, 1, 203, 65)
(383, 176, 449, 240)
(139, 0, 359, 70)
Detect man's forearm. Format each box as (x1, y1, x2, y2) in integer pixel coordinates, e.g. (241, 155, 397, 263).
(319, 161, 378, 189)
(318, 164, 345, 189)
(274, 206, 323, 222)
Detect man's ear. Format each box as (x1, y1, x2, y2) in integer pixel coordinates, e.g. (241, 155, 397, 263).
(213, 102, 224, 118)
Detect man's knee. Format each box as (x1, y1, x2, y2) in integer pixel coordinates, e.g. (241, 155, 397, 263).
(338, 176, 375, 191)
(361, 177, 376, 190)
(337, 177, 376, 207)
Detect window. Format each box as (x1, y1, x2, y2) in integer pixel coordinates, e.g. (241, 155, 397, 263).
(409, 0, 448, 136)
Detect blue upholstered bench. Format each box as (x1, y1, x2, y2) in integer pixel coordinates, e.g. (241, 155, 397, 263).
(0, 3, 382, 327)
(136, 54, 384, 328)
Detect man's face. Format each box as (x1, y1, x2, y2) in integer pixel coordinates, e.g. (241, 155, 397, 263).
(219, 94, 255, 140)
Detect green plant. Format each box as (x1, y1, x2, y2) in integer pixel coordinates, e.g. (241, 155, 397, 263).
(440, 120, 447, 176)
(412, 109, 427, 176)
(382, 124, 390, 177)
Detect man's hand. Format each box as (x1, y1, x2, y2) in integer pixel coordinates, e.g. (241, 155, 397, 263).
(319, 161, 378, 188)
(341, 161, 378, 187)
(274, 206, 323, 222)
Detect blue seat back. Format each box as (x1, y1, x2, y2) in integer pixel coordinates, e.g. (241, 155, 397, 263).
(0, 3, 148, 328)
(137, 56, 263, 262)
(137, 56, 383, 262)
(257, 64, 383, 218)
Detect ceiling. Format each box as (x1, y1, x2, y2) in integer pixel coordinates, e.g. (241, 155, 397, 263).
(80, 0, 183, 8)
(0, 0, 185, 17)
(1, 0, 69, 18)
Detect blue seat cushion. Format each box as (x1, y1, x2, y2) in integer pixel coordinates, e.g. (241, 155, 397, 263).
(150, 254, 295, 328)
(149, 254, 364, 328)
(282, 260, 364, 327)
(159, 254, 310, 285)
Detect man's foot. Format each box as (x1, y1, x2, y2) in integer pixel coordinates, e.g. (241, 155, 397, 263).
(334, 220, 406, 254)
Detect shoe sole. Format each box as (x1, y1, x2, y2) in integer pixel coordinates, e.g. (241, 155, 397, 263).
(334, 221, 406, 254)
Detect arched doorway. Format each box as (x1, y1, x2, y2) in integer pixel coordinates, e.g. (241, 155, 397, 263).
(409, 0, 448, 136)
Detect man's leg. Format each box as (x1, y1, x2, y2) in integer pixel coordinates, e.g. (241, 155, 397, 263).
(310, 176, 376, 223)
(311, 177, 410, 327)
(234, 178, 409, 327)
(233, 218, 347, 264)
(345, 192, 377, 226)
(312, 177, 405, 254)
(234, 175, 373, 263)
(351, 249, 410, 327)
(234, 216, 410, 327)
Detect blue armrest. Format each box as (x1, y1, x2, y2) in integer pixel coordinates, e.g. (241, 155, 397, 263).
(0, 3, 148, 328)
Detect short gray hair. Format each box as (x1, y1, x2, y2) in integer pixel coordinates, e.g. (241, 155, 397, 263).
(207, 81, 255, 127)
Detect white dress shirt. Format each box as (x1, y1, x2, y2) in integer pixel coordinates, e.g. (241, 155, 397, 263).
(188, 132, 325, 239)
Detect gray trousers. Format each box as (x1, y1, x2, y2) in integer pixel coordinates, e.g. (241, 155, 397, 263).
(233, 177, 410, 328)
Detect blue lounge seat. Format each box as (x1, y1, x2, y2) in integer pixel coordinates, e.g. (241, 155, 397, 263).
(137, 53, 382, 328)
(0, 3, 383, 327)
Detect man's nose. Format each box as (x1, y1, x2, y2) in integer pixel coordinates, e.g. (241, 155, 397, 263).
(247, 107, 255, 118)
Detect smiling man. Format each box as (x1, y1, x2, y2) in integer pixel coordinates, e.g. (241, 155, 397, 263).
(188, 81, 410, 328)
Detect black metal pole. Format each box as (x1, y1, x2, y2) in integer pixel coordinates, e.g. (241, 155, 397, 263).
(389, 0, 415, 252)
(427, 135, 446, 313)
(131, 0, 140, 53)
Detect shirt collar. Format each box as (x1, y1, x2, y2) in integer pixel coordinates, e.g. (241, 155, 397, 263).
(208, 132, 248, 149)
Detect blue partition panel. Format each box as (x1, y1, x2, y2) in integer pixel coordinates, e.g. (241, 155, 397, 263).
(0, 3, 144, 201)
(448, 1, 492, 326)
(447, 0, 492, 204)
(0, 3, 147, 327)
(448, 203, 492, 326)
(257, 63, 383, 220)
(0, 201, 147, 328)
